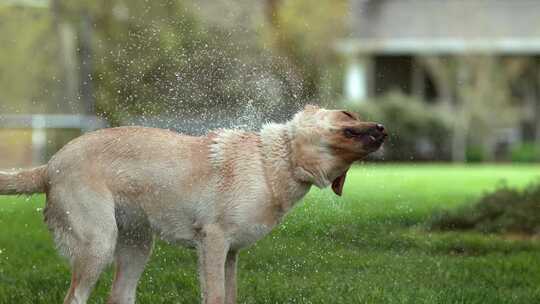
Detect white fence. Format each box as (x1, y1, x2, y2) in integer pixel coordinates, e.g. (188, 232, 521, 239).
(0, 114, 108, 165)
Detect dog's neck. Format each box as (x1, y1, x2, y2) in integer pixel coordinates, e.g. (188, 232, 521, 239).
(259, 123, 312, 213)
(285, 124, 350, 190)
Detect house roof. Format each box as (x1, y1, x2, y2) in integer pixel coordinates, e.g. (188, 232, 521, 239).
(340, 0, 540, 54)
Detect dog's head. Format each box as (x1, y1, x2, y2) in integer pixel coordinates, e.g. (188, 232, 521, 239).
(289, 105, 387, 196)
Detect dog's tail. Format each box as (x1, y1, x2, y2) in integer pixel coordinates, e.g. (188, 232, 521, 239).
(0, 165, 48, 195)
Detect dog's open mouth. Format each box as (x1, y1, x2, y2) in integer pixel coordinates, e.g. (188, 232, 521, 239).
(333, 127, 387, 196)
(344, 128, 387, 151)
(361, 133, 386, 150)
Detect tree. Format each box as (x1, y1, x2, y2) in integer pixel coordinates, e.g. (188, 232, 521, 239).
(0, 4, 61, 113)
(49, 0, 294, 127)
(421, 55, 518, 161)
(264, 0, 347, 103)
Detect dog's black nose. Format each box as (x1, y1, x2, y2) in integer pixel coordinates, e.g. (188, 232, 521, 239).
(375, 124, 385, 132)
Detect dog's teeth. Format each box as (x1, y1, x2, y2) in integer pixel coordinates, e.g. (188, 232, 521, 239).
(369, 135, 376, 141)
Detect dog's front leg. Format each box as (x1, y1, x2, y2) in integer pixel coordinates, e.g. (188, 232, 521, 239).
(225, 250, 238, 304)
(197, 224, 229, 304)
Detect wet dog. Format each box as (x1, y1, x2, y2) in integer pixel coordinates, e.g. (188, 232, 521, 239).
(0, 105, 386, 304)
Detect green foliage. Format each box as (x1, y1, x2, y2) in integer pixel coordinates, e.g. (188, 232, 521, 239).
(2, 1, 302, 123)
(1, 165, 540, 303)
(466, 145, 486, 163)
(70, 1, 280, 124)
(268, 0, 347, 101)
(89, 1, 206, 121)
(510, 142, 540, 163)
(0, 5, 61, 113)
(347, 93, 453, 161)
(429, 181, 540, 234)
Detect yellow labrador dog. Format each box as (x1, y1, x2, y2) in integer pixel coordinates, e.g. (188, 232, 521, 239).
(0, 105, 386, 304)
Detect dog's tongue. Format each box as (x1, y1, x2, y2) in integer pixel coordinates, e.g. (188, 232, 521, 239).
(331, 169, 348, 196)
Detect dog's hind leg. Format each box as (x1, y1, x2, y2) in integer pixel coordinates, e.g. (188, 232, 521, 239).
(45, 186, 117, 304)
(107, 224, 154, 304)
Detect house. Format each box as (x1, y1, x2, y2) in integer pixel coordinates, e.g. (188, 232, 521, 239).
(337, 0, 540, 148)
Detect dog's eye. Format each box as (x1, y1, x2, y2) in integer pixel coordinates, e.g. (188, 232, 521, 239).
(343, 128, 360, 138)
(341, 111, 356, 120)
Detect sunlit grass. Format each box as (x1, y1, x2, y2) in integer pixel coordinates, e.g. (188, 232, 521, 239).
(0, 164, 539, 303)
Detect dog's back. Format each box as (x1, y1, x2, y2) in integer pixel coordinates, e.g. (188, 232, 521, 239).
(0, 126, 223, 304)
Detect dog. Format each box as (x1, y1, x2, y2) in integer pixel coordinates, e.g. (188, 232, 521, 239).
(0, 105, 386, 304)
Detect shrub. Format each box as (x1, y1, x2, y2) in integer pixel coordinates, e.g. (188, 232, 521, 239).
(346, 92, 452, 161)
(428, 181, 540, 235)
(510, 143, 540, 163)
(466, 146, 485, 163)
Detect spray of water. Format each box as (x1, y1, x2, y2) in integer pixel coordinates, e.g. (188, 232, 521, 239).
(83, 1, 313, 135)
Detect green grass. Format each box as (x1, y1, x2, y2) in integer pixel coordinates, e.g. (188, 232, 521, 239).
(0, 164, 540, 303)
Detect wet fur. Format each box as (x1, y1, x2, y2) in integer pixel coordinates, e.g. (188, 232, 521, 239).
(0, 106, 383, 304)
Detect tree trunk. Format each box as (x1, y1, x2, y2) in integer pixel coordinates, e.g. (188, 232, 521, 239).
(79, 11, 95, 116)
(265, 0, 281, 28)
(451, 59, 472, 163)
(263, 0, 317, 102)
(451, 104, 469, 162)
(50, 0, 79, 113)
(535, 59, 540, 144)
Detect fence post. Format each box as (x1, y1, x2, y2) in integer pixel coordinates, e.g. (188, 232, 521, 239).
(31, 115, 47, 165)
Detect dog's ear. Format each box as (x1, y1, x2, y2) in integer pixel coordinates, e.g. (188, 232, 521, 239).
(303, 104, 320, 112)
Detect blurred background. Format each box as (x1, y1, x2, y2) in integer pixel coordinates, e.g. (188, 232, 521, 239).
(2, 0, 540, 167)
(3, 1, 540, 303)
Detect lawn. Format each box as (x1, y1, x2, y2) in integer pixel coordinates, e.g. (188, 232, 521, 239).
(0, 164, 539, 303)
